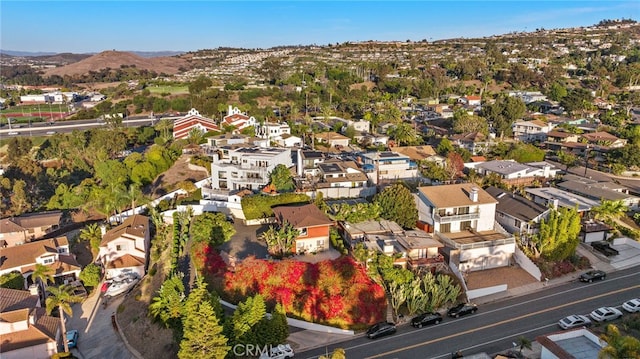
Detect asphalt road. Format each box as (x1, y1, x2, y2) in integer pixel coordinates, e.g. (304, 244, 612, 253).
(301, 265, 640, 359)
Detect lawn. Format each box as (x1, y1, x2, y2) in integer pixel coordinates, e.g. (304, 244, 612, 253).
(1, 103, 69, 114)
(148, 85, 189, 95)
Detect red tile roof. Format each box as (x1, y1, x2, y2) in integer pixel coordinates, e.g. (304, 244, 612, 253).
(272, 204, 334, 229)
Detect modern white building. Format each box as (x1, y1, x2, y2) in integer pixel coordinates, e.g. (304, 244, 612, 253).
(512, 119, 555, 143)
(361, 151, 419, 184)
(210, 146, 293, 191)
(255, 121, 291, 140)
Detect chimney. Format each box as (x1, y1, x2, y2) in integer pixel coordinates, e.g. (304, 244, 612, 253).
(228, 105, 233, 116)
(28, 284, 39, 296)
(550, 197, 559, 209)
(100, 225, 107, 237)
(297, 149, 303, 177)
(470, 187, 479, 202)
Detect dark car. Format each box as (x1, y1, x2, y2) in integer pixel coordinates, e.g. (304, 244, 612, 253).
(579, 270, 606, 283)
(411, 312, 443, 328)
(366, 321, 397, 339)
(447, 303, 478, 318)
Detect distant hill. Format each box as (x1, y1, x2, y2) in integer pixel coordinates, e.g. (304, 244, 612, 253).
(43, 50, 189, 77)
(33, 53, 93, 63)
(0, 49, 184, 58)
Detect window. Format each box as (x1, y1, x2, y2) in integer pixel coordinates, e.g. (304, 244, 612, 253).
(458, 207, 470, 215)
(440, 223, 451, 233)
(316, 240, 324, 247)
(57, 247, 67, 254)
(42, 257, 54, 264)
(461, 221, 472, 230)
(299, 228, 308, 237)
(116, 244, 124, 251)
(514, 219, 522, 228)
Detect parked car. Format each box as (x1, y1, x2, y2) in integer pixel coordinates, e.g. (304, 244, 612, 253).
(8, 131, 19, 135)
(366, 321, 397, 339)
(558, 315, 592, 330)
(591, 241, 619, 257)
(447, 303, 478, 318)
(622, 298, 640, 313)
(579, 270, 606, 283)
(46, 130, 56, 135)
(258, 344, 294, 359)
(66, 329, 79, 349)
(411, 312, 443, 328)
(590, 307, 623, 322)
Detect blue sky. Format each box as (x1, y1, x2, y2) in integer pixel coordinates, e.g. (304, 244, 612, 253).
(1, 1, 638, 53)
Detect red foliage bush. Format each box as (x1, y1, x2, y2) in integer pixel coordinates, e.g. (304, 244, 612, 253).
(221, 256, 386, 328)
(193, 243, 227, 277)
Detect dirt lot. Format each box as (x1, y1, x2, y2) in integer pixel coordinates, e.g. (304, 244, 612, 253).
(465, 265, 538, 290)
(147, 154, 209, 198)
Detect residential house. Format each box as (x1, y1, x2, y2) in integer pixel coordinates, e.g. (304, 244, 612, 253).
(512, 119, 555, 143)
(545, 130, 580, 144)
(221, 105, 257, 131)
(340, 219, 445, 270)
(524, 187, 599, 214)
(274, 134, 303, 148)
(0, 237, 81, 288)
(97, 215, 150, 279)
(0, 211, 62, 247)
(536, 328, 606, 359)
(508, 91, 548, 104)
(391, 145, 437, 162)
(459, 96, 481, 107)
(485, 186, 551, 241)
(173, 108, 219, 140)
(210, 146, 293, 191)
(557, 179, 640, 210)
(205, 133, 252, 148)
(360, 151, 419, 184)
(580, 220, 612, 243)
(416, 184, 515, 272)
(465, 160, 560, 186)
(307, 160, 373, 199)
(581, 131, 627, 149)
(0, 288, 60, 359)
(272, 204, 335, 254)
(296, 150, 325, 177)
(314, 132, 351, 148)
(255, 121, 291, 140)
(450, 132, 490, 155)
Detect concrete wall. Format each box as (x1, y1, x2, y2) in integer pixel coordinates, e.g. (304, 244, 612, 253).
(219, 299, 355, 335)
(2, 342, 57, 359)
(306, 186, 376, 199)
(467, 284, 508, 300)
(513, 246, 543, 281)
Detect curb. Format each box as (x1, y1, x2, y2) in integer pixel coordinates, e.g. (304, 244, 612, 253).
(113, 303, 145, 359)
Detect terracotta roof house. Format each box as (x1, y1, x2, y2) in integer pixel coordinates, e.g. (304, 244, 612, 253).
(0, 288, 61, 359)
(391, 145, 437, 161)
(0, 211, 62, 247)
(314, 132, 351, 148)
(172, 108, 220, 140)
(0, 237, 81, 288)
(416, 184, 515, 272)
(98, 214, 150, 279)
(272, 204, 335, 254)
(545, 130, 580, 144)
(580, 131, 627, 148)
(459, 95, 481, 106)
(221, 105, 257, 131)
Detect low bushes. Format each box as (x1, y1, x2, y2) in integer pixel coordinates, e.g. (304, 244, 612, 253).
(241, 193, 310, 220)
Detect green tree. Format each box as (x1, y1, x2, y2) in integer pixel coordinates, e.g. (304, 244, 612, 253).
(319, 348, 346, 359)
(178, 287, 229, 359)
(532, 206, 581, 261)
(548, 82, 568, 102)
(79, 223, 103, 255)
(46, 284, 84, 353)
(436, 138, 453, 156)
(557, 151, 579, 171)
(269, 303, 289, 345)
(599, 324, 640, 359)
(31, 263, 54, 290)
(374, 182, 418, 229)
(190, 212, 236, 246)
(0, 271, 25, 290)
(79, 263, 102, 287)
(506, 143, 546, 163)
(230, 294, 268, 346)
(389, 122, 420, 147)
(590, 200, 627, 223)
(517, 336, 532, 354)
(149, 275, 185, 328)
(452, 110, 489, 135)
(94, 159, 129, 189)
(11, 179, 31, 215)
(261, 222, 299, 256)
(269, 164, 295, 192)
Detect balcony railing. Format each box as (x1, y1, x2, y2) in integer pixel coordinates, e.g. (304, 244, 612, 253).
(434, 212, 480, 223)
(408, 254, 445, 267)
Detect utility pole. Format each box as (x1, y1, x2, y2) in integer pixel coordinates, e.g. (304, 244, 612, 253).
(583, 144, 590, 177)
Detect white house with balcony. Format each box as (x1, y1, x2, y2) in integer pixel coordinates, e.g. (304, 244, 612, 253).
(97, 215, 150, 279)
(512, 119, 555, 142)
(416, 183, 515, 272)
(360, 151, 419, 184)
(255, 121, 291, 140)
(210, 146, 293, 191)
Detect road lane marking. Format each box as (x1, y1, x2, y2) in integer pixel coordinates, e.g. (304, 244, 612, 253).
(365, 284, 640, 359)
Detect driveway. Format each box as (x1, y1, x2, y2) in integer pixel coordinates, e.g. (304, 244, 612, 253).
(66, 288, 135, 359)
(218, 222, 269, 259)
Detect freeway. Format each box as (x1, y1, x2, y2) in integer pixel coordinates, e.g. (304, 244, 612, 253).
(0, 116, 180, 139)
(302, 266, 640, 359)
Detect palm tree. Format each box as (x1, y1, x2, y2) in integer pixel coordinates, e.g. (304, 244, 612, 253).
(80, 223, 103, 256)
(46, 284, 84, 353)
(31, 263, 54, 294)
(517, 336, 532, 354)
(590, 200, 627, 223)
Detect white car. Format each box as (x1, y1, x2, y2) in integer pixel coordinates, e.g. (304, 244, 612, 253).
(259, 344, 294, 359)
(46, 131, 56, 135)
(558, 315, 591, 330)
(8, 131, 19, 135)
(622, 298, 640, 313)
(589, 306, 623, 322)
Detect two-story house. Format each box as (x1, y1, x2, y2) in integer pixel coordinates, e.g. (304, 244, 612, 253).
(173, 108, 219, 140)
(314, 132, 351, 149)
(512, 119, 555, 143)
(0, 211, 62, 247)
(449, 132, 490, 155)
(308, 161, 373, 199)
(98, 215, 150, 279)
(524, 187, 598, 214)
(416, 184, 515, 272)
(272, 204, 335, 254)
(465, 160, 560, 186)
(210, 146, 293, 191)
(0, 288, 60, 359)
(361, 151, 419, 184)
(0, 237, 81, 288)
(485, 186, 551, 244)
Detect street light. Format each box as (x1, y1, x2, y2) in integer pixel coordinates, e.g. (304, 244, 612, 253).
(583, 144, 590, 177)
